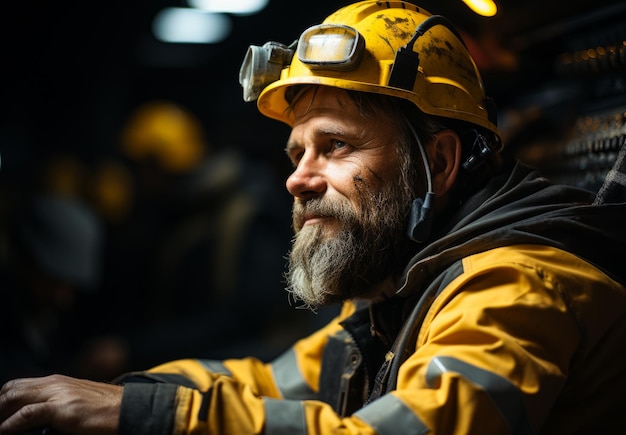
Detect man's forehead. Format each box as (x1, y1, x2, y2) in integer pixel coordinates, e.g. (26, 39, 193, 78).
(290, 86, 353, 119)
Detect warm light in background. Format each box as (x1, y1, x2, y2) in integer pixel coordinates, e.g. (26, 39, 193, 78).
(461, 0, 498, 17)
(188, 0, 270, 16)
(152, 8, 232, 43)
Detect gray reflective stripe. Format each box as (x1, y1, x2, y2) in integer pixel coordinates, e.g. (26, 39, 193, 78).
(264, 398, 307, 435)
(426, 356, 533, 435)
(197, 359, 231, 376)
(355, 394, 429, 435)
(270, 348, 317, 400)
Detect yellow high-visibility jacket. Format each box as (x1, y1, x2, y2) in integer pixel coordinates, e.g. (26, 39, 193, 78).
(117, 163, 626, 434)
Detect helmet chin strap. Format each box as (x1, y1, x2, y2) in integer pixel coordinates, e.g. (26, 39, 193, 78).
(408, 193, 435, 243)
(403, 117, 435, 243)
(391, 16, 468, 243)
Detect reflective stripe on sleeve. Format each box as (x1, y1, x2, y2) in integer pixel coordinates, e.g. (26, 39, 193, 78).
(264, 397, 308, 435)
(426, 356, 533, 435)
(197, 359, 231, 376)
(354, 394, 429, 435)
(270, 348, 318, 400)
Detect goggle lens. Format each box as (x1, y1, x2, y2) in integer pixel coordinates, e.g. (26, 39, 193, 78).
(239, 25, 364, 101)
(297, 25, 363, 68)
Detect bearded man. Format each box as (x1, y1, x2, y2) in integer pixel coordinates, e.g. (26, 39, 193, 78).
(1, 2, 625, 434)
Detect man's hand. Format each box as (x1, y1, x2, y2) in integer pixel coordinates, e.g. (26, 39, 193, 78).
(0, 375, 123, 435)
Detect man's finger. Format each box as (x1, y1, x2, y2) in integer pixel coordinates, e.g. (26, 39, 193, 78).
(0, 402, 53, 435)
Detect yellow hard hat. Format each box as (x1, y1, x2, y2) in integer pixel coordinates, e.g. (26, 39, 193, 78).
(120, 101, 206, 173)
(240, 0, 500, 142)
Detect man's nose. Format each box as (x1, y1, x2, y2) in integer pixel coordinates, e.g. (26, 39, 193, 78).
(286, 152, 327, 199)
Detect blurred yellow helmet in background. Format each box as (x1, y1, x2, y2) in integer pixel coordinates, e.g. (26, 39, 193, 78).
(120, 101, 207, 173)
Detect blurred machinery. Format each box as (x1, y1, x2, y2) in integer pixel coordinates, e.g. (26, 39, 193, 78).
(494, 0, 626, 191)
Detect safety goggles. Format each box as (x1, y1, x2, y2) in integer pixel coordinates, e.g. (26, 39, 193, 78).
(239, 24, 365, 102)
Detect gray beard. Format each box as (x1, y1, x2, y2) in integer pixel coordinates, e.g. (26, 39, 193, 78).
(285, 183, 412, 309)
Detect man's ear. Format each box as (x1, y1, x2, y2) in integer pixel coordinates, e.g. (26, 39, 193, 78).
(428, 129, 462, 197)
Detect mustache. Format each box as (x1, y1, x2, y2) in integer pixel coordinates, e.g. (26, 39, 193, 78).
(292, 197, 356, 231)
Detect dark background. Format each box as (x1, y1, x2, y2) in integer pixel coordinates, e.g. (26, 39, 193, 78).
(2, 0, 625, 187)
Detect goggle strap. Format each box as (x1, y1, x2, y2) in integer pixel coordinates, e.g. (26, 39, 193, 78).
(388, 15, 467, 91)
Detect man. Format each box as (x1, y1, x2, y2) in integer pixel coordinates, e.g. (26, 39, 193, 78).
(1, 1, 625, 434)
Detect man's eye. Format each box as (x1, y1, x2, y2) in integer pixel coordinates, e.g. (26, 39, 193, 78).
(332, 140, 348, 150)
(291, 151, 304, 165)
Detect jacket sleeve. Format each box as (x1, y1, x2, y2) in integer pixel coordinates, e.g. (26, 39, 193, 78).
(117, 301, 357, 434)
(354, 245, 625, 434)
